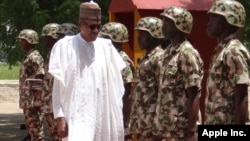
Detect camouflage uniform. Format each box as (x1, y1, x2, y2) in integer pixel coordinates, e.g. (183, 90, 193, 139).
(41, 23, 60, 39)
(41, 23, 61, 140)
(40, 52, 60, 140)
(205, 35, 249, 124)
(57, 23, 79, 36)
(157, 41, 203, 138)
(129, 17, 164, 137)
(156, 6, 203, 139)
(205, 0, 249, 124)
(18, 29, 45, 141)
(130, 46, 163, 137)
(99, 22, 129, 43)
(119, 51, 135, 84)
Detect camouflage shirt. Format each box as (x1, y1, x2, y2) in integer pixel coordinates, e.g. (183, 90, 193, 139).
(19, 49, 44, 108)
(156, 40, 203, 138)
(119, 51, 135, 84)
(205, 35, 250, 124)
(41, 52, 54, 113)
(129, 46, 164, 137)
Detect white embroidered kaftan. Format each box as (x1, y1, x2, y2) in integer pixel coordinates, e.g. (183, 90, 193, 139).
(48, 34, 125, 141)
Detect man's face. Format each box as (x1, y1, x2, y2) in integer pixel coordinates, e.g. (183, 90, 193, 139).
(57, 33, 65, 40)
(137, 30, 150, 50)
(111, 41, 122, 50)
(79, 20, 102, 42)
(162, 17, 179, 39)
(43, 36, 58, 50)
(207, 14, 224, 38)
(99, 35, 121, 50)
(19, 38, 28, 50)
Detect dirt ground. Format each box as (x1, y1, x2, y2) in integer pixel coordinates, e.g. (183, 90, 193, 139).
(0, 81, 51, 141)
(1, 80, 250, 141)
(0, 81, 28, 141)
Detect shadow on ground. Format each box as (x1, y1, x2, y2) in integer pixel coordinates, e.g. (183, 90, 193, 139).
(0, 113, 27, 141)
(0, 113, 51, 141)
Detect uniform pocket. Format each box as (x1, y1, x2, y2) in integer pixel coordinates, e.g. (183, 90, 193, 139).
(163, 65, 178, 86)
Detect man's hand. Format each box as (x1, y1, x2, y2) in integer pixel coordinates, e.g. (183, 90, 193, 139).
(56, 117, 68, 138)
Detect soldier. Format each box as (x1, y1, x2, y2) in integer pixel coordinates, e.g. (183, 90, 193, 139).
(56, 23, 80, 39)
(156, 6, 203, 141)
(40, 23, 61, 141)
(18, 29, 45, 140)
(205, 0, 249, 125)
(99, 22, 135, 140)
(129, 17, 164, 141)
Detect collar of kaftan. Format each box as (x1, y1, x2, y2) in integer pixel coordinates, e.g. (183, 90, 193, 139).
(77, 33, 94, 46)
(76, 34, 95, 61)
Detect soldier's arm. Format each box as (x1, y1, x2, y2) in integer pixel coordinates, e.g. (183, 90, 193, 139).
(186, 86, 199, 137)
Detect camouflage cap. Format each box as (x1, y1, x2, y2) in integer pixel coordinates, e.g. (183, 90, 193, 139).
(57, 23, 79, 36)
(99, 22, 129, 42)
(160, 6, 193, 34)
(208, 0, 245, 28)
(135, 17, 164, 39)
(41, 23, 60, 39)
(17, 29, 39, 44)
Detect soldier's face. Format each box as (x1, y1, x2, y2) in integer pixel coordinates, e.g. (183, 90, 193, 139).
(57, 33, 65, 40)
(207, 14, 224, 38)
(19, 39, 28, 50)
(43, 36, 58, 50)
(162, 17, 178, 39)
(138, 30, 149, 50)
(111, 41, 122, 50)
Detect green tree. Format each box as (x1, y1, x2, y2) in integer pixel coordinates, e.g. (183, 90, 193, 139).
(0, 0, 111, 68)
(237, 0, 250, 49)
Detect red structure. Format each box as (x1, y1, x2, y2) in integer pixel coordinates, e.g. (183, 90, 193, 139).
(108, 0, 217, 124)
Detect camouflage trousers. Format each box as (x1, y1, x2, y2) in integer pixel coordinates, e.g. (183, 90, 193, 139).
(23, 107, 60, 141)
(23, 107, 44, 141)
(41, 112, 61, 141)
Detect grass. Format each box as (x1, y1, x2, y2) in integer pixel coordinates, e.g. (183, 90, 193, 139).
(0, 62, 19, 80)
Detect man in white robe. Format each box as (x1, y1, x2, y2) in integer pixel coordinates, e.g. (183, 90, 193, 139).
(48, 1, 126, 141)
